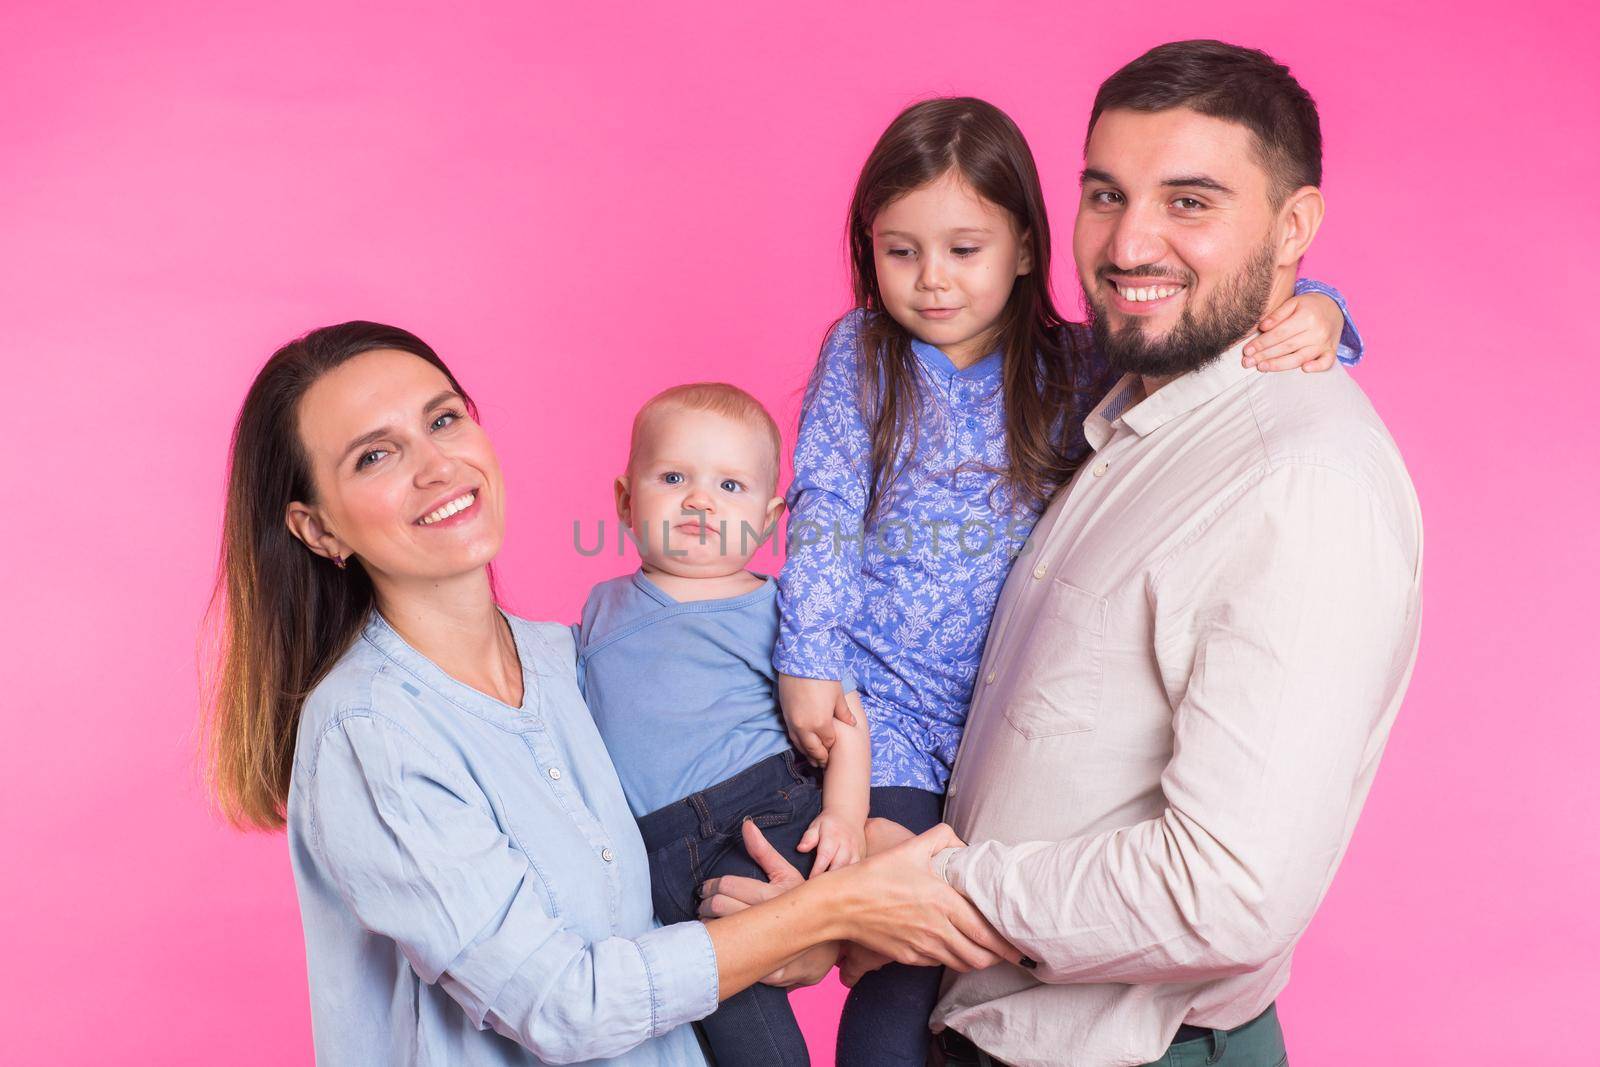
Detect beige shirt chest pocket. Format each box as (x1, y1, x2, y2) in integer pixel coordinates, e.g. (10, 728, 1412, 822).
(1001, 579, 1109, 739)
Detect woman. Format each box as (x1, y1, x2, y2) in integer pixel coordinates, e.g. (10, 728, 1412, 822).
(202, 321, 1015, 1065)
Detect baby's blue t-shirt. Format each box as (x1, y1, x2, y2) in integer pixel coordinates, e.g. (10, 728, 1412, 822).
(575, 570, 846, 818)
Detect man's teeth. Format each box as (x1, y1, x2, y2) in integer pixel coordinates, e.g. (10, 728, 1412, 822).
(1118, 283, 1183, 303)
(419, 491, 476, 525)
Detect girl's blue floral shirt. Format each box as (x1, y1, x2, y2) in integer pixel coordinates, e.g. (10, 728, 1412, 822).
(774, 281, 1361, 792)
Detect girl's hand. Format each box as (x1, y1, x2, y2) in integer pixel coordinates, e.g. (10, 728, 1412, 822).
(797, 810, 867, 875)
(760, 941, 841, 989)
(778, 673, 857, 766)
(1243, 293, 1345, 374)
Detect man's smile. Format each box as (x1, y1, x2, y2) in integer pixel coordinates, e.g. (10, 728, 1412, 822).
(1104, 275, 1189, 315)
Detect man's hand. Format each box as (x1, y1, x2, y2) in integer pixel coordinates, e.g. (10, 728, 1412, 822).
(1244, 292, 1346, 373)
(838, 942, 893, 987)
(778, 674, 857, 766)
(760, 941, 841, 989)
(797, 810, 867, 875)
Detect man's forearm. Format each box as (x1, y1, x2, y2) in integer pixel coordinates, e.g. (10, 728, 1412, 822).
(938, 815, 1302, 985)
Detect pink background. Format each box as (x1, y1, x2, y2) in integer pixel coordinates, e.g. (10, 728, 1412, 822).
(3, 1, 1596, 1062)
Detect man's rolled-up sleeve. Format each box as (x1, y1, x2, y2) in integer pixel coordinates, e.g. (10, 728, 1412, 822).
(942, 465, 1418, 984)
(308, 714, 719, 1064)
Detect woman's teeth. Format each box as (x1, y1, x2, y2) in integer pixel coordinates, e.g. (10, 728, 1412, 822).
(1118, 284, 1183, 303)
(418, 491, 476, 525)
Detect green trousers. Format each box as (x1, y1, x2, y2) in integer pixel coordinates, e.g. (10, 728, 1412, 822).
(932, 1003, 1287, 1067)
(1138, 1004, 1287, 1067)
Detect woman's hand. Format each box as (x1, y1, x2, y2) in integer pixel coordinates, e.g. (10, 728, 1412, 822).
(830, 823, 1021, 973)
(1243, 292, 1345, 373)
(831, 817, 938, 984)
(778, 674, 857, 766)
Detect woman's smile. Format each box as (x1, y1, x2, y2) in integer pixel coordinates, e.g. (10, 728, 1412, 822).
(414, 488, 481, 527)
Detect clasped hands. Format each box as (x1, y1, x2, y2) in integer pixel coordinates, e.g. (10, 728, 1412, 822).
(697, 816, 1019, 989)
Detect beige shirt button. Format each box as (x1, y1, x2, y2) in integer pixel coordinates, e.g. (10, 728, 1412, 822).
(601, 847, 615, 863)
(986, 671, 997, 685)
(1093, 462, 1109, 477)
(547, 767, 562, 781)
(1032, 564, 1048, 579)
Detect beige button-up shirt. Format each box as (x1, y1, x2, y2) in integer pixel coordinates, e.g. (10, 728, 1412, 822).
(933, 342, 1423, 1067)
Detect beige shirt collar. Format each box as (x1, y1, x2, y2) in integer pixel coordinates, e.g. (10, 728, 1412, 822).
(1083, 336, 1255, 452)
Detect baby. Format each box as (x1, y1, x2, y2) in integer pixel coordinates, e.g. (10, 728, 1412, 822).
(573, 382, 868, 1067)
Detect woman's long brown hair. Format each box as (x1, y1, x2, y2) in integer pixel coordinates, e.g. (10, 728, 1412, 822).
(842, 97, 1090, 524)
(201, 322, 475, 830)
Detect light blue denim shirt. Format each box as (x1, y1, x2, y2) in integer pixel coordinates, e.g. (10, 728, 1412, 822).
(287, 610, 717, 1066)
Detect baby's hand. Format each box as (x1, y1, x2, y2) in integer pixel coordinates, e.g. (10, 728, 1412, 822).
(797, 810, 867, 875)
(1243, 292, 1345, 374)
(778, 674, 857, 767)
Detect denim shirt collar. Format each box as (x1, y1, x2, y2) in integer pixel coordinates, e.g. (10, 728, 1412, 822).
(359, 608, 547, 728)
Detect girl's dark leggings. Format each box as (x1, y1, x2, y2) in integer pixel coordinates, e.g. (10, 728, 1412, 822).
(835, 785, 947, 1067)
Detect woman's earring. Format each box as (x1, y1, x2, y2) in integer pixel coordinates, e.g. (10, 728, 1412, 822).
(332, 553, 347, 570)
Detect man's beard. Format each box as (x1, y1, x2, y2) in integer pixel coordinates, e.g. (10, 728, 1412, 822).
(1086, 241, 1276, 379)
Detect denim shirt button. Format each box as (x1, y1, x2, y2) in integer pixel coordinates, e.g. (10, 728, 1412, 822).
(547, 766, 562, 781)
(601, 847, 616, 863)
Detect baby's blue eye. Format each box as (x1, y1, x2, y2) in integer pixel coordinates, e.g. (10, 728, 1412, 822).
(662, 472, 684, 485)
(720, 479, 743, 493)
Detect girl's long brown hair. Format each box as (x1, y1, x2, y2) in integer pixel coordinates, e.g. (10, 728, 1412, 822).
(202, 322, 475, 830)
(842, 97, 1090, 523)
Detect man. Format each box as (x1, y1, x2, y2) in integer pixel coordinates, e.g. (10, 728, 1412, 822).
(704, 38, 1421, 1066)
(925, 40, 1423, 1066)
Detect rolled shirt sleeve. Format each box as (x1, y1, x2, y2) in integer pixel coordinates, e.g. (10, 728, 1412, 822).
(942, 464, 1417, 984)
(307, 714, 718, 1064)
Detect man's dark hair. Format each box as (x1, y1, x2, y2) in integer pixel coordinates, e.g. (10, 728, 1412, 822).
(1088, 40, 1322, 202)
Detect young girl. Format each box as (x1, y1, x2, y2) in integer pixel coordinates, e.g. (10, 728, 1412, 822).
(773, 97, 1363, 1067)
